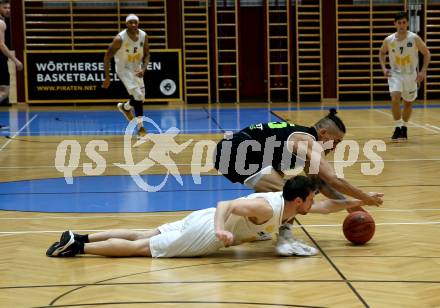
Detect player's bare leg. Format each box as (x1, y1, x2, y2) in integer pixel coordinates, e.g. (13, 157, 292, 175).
(84, 238, 152, 257)
(88, 229, 160, 242)
(401, 100, 412, 141)
(390, 92, 403, 142)
(46, 229, 159, 257)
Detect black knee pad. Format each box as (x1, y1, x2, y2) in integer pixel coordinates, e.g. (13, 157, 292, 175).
(130, 99, 144, 117)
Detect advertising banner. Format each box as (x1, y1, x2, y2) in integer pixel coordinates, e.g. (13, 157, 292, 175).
(25, 50, 182, 103)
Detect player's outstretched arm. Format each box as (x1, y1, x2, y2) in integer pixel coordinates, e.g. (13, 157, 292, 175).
(317, 158, 384, 206)
(316, 177, 366, 213)
(309, 197, 382, 214)
(288, 134, 384, 206)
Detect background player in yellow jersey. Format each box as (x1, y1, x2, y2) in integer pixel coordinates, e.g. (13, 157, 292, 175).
(103, 14, 150, 138)
(379, 11, 430, 142)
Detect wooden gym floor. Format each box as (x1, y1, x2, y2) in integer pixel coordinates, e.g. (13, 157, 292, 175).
(0, 104, 440, 307)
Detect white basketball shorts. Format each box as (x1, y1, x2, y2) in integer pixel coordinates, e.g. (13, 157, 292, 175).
(149, 208, 224, 258)
(388, 72, 418, 102)
(116, 70, 145, 97)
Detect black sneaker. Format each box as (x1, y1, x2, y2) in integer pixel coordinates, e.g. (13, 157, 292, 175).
(391, 127, 401, 142)
(70, 232, 89, 243)
(400, 126, 408, 140)
(0, 124, 8, 130)
(46, 231, 81, 257)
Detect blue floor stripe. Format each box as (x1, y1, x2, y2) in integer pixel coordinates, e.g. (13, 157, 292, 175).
(0, 175, 251, 213)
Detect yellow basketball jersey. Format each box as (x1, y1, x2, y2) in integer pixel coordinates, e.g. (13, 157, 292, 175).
(114, 29, 146, 73)
(386, 31, 419, 74)
(224, 192, 285, 245)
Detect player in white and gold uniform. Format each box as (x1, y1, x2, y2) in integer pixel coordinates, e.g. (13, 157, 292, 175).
(46, 176, 382, 258)
(103, 14, 150, 137)
(379, 11, 430, 141)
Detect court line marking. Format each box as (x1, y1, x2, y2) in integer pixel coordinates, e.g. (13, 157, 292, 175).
(35, 300, 325, 308)
(2, 156, 440, 170)
(426, 124, 440, 132)
(294, 218, 369, 307)
(1, 221, 439, 235)
(2, 129, 227, 134)
(1, 208, 440, 220)
(46, 257, 289, 306)
(1, 105, 439, 136)
(374, 109, 440, 134)
(0, 214, 187, 220)
(293, 221, 440, 228)
(2, 278, 440, 291)
(0, 114, 38, 152)
(0, 229, 153, 234)
(3, 124, 440, 135)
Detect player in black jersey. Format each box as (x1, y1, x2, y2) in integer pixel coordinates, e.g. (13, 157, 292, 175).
(214, 109, 384, 256)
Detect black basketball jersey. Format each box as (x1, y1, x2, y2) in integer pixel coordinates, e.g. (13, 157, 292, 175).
(239, 122, 319, 171)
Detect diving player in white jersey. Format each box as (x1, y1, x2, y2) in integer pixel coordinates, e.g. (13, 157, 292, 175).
(379, 11, 430, 142)
(46, 176, 382, 258)
(102, 14, 150, 138)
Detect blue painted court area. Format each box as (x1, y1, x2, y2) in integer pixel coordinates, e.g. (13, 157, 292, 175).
(0, 107, 285, 136)
(0, 106, 280, 213)
(4, 103, 438, 136)
(0, 175, 251, 213)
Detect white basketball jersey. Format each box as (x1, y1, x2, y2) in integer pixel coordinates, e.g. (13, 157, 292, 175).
(114, 29, 146, 73)
(386, 31, 419, 74)
(224, 192, 285, 245)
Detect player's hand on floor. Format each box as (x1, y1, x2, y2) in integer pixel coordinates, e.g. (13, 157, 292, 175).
(216, 230, 234, 247)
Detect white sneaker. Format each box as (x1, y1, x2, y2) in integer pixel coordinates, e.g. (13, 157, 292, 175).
(294, 240, 319, 256)
(254, 231, 272, 241)
(275, 235, 318, 256)
(117, 102, 134, 122)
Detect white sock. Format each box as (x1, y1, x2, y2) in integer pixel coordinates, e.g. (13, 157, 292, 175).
(279, 223, 292, 237)
(136, 116, 144, 128)
(395, 119, 403, 127)
(124, 101, 132, 111)
(402, 121, 408, 127)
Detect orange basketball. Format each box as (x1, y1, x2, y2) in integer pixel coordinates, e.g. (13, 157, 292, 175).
(343, 211, 375, 245)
